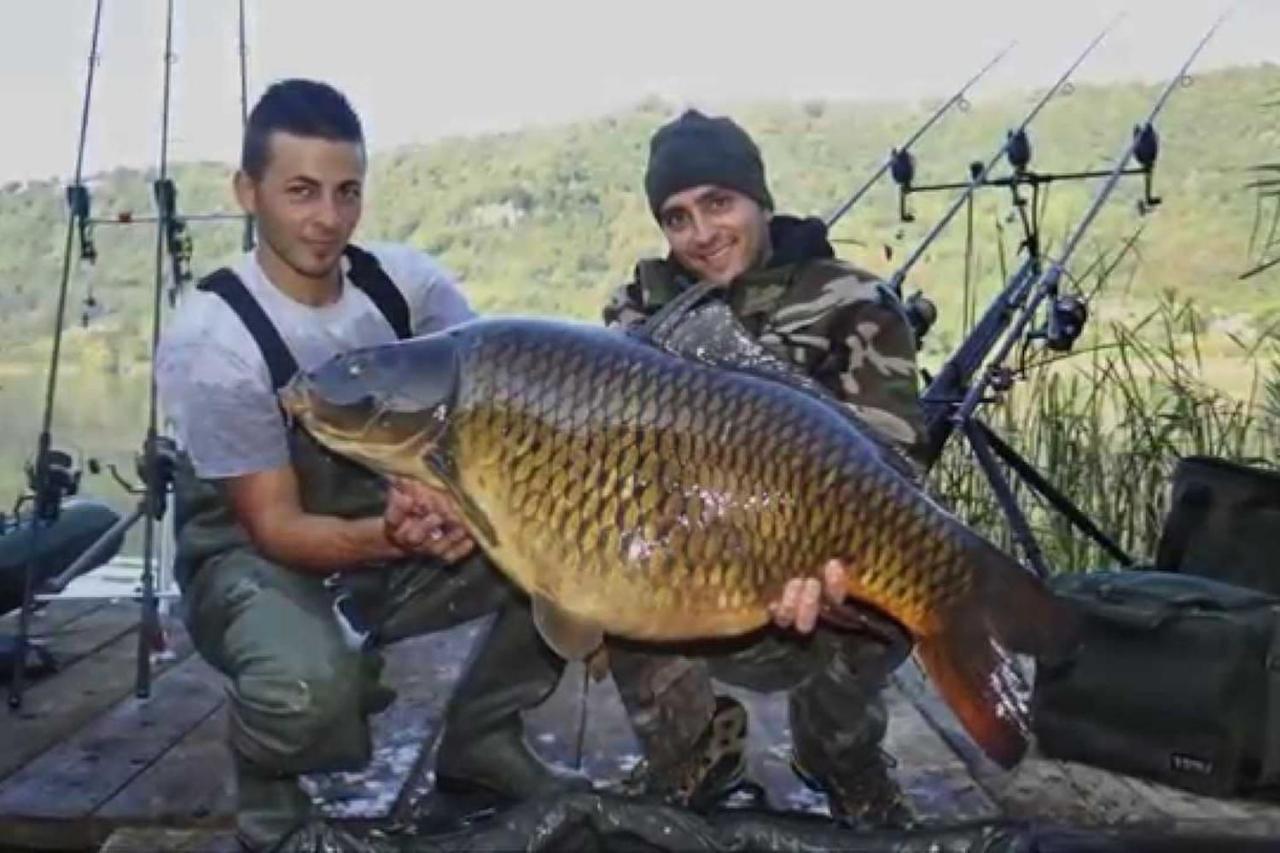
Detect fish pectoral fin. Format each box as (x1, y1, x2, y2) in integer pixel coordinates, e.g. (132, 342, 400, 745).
(584, 645, 611, 682)
(820, 600, 913, 653)
(532, 594, 604, 662)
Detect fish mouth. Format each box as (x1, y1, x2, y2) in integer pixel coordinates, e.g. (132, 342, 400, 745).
(278, 378, 312, 425)
(279, 373, 441, 478)
(278, 374, 373, 443)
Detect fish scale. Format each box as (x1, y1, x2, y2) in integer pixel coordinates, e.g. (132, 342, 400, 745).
(288, 316, 1079, 768)
(456, 330, 896, 630)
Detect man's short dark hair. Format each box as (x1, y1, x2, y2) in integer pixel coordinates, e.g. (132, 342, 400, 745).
(241, 79, 364, 179)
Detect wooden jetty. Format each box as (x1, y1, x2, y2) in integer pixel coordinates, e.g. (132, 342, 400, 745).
(2, 598, 1278, 851)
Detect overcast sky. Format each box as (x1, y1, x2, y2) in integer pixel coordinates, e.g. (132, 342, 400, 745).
(2, 0, 1276, 184)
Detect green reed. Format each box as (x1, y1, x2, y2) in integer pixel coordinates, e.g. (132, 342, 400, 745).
(930, 295, 1279, 574)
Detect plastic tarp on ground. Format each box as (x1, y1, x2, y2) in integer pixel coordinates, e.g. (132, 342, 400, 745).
(341, 791, 1276, 853)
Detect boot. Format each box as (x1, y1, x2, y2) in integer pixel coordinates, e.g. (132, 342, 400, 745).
(618, 694, 751, 812)
(791, 748, 914, 829)
(234, 751, 391, 852)
(432, 600, 591, 800)
(233, 755, 314, 851)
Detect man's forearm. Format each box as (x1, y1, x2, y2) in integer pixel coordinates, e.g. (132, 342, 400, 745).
(253, 512, 403, 575)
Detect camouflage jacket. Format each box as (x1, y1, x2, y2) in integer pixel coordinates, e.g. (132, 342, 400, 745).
(603, 215, 927, 461)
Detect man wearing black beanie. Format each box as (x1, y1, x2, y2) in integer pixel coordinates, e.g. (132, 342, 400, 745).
(602, 109, 927, 828)
(643, 110, 775, 220)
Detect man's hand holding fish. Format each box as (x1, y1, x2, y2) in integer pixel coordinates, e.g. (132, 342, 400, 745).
(384, 477, 475, 563)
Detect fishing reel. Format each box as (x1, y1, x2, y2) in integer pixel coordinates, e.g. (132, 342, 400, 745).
(140, 435, 179, 521)
(96, 436, 179, 521)
(1038, 294, 1089, 352)
(904, 290, 938, 348)
(24, 447, 82, 524)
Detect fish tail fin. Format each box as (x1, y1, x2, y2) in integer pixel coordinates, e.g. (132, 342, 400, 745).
(916, 534, 1081, 769)
(969, 532, 1082, 662)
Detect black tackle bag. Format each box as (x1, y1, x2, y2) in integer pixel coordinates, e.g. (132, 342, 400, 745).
(1032, 569, 1280, 798)
(1155, 454, 1280, 596)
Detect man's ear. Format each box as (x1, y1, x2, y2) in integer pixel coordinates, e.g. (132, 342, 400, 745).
(233, 170, 257, 216)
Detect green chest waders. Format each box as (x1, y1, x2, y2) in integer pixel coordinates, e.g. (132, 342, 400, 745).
(172, 248, 585, 850)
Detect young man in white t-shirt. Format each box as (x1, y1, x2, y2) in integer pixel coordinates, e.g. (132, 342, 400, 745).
(156, 79, 587, 851)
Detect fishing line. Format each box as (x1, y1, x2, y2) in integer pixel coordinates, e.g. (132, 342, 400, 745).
(824, 41, 1015, 231)
(238, 0, 255, 251)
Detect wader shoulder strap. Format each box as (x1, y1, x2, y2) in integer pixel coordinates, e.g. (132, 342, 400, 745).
(197, 245, 413, 392)
(198, 268, 299, 392)
(342, 244, 413, 340)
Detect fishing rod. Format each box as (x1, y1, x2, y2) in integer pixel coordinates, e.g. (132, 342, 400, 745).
(7, 0, 106, 710)
(918, 11, 1231, 577)
(75, 1, 254, 297)
(875, 18, 1120, 348)
(238, 0, 255, 251)
(8, 0, 265, 706)
(127, 0, 181, 700)
(823, 40, 1016, 230)
(953, 11, 1230, 429)
(886, 16, 1121, 303)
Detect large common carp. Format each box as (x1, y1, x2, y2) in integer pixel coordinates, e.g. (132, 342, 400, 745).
(280, 316, 1077, 769)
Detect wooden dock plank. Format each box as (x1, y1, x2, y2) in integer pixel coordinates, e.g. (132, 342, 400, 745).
(0, 652, 223, 850)
(2, 599, 139, 700)
(0, 598, 105, 635)
(882, 683, 1001, 823)
(894, 659, 1145, 824)
(91, 705, 233, 830)
(0, 612, 193, 783)
(22, 609, 1280, 851)
(93, 620, 488, 833)
(2, 600, 113, 681)
(100, 826, 241, 853)
(13, 600, 142, 674)
(1118, 773, 1280, 836)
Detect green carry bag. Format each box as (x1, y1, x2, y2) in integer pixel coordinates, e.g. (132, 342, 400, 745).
(1032, 569, 1280, 798)
(1155, 455, 1280, 596)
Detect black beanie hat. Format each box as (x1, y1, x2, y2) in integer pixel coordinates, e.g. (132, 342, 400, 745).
(644, 109, 774, 219)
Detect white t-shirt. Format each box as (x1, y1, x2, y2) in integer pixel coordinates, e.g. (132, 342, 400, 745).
(155, 242, 474, 479)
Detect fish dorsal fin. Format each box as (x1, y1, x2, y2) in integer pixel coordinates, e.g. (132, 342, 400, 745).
(628, 278, 721, 347)
(423, 448, 500, 548)
(650, 300, 923, 485)
(532, 593, 604, 662)
(832, 405, 924, 486)
(652, 299, 827, 395)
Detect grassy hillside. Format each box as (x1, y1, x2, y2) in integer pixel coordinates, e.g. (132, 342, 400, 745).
(1, 63, 1276, 562)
